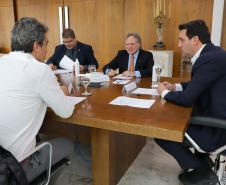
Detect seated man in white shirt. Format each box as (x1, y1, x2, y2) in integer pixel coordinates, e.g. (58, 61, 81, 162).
(0, 17, 75, 182)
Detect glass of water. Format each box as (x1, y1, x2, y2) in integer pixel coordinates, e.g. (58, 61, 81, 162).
(155, 63, 163, 84)
(80, 76, 92, 96)
(88, 65, 96, 73)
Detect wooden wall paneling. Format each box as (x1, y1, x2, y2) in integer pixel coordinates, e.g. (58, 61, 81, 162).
(221, 2, 226, 50)
(64, 0, 125, 70)
(166, 0, 213, 77)
(125, 0, 213, 77)
(125, 0, 155, 51)
(101, 0, 125, 67)
(14, 0, 64, 59)
(0, 0, 15, 53)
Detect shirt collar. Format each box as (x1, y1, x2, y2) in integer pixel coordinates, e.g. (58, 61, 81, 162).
(130, 50, 139, 59)
(191, 44, 206, 65)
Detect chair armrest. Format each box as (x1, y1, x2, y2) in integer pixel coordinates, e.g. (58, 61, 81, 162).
(20, 142, 52, 185)
(190, 116, 226, 129)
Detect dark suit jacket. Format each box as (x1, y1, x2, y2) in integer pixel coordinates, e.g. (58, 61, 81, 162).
(165, 42, 226, 119)
(102, 49, 154, 77)
(162, 42, 226, 155)
(47, 41, 99, 69)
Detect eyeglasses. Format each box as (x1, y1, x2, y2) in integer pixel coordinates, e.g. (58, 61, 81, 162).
(63, 39, 74, 44)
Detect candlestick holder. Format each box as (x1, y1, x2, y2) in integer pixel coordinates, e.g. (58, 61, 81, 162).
(153, 0, 171, 49)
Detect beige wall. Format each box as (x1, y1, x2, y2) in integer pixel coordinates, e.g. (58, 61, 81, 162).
(0, 0, 14, 53)
(124, 0, 213, 77)
(221, 2, 226, 50)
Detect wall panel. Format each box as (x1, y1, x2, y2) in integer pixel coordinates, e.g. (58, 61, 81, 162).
(125, 0, 154, 50)
(125, 0, 213, 77)
(0, 0, 14, 53)
(14, 0, 64, 58)
(64, 0, 125, 69)
(221, 2, 226, 50)
(169, 0, 213, 77)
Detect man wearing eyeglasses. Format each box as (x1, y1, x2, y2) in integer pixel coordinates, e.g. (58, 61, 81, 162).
(47, 28, 99, 71)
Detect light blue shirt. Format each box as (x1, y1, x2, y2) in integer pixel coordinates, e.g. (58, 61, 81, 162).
(127, 50, 141, 77)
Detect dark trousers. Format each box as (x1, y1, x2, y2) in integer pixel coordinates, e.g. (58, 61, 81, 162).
(155, 125, 226, 170)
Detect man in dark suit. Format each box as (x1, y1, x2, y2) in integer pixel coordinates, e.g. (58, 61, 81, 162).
(156, 20, 226, 185)
(102, 33, 154, 77)
(47, 28, 98, 71)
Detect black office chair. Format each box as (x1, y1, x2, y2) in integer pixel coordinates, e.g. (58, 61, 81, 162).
(185, 117, 226, 185)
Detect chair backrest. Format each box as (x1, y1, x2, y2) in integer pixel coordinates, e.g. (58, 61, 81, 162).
(0, 145, 28, 185)
(187, 116, 226, 154)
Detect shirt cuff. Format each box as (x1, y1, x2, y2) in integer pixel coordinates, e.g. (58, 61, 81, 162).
(135, 71, 141, 78)
(161, 89, 170, 98)
(175, 83, 183, 91)
(105, 69, 110, 75)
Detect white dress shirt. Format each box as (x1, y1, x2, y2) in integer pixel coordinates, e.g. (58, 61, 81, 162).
(0, 51, 74, 161)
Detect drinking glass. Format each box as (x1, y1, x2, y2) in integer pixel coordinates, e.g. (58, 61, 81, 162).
(88, 65, 96, 73)
(80, 76, 92, 96)
(155, 63, 163, 84)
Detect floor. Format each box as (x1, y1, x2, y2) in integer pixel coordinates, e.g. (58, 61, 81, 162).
(52, 138, 183, 185)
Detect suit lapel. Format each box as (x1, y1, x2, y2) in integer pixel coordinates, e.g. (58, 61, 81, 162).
(135, 49, 142, 70)
(191, 43, 215, 76)
(76, 42, 82, 61)
(123, 52, 129, 71)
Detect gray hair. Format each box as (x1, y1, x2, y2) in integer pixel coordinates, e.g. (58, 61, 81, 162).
(11, 17, 48, 53)
(126, 32, 142, 45)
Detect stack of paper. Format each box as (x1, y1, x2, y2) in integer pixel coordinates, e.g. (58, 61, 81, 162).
(54, 69, 73, 74)
(112, 79, 131, 85)
(113, 74, 133, 80)
(79, 73, 110, 83)
(90, 74, 110, 83)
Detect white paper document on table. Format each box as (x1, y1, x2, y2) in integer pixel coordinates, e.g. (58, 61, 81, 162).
(132, 88, 159, 96)
(109, 96, 155, 109)
(59, 55, 74, 70)
(113, 74, 133, 80)
(66, 96, 86, 105)
(54, 69, 73, 74)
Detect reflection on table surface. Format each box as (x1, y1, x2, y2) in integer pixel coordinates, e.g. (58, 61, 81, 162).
(54, 73, 191, 142)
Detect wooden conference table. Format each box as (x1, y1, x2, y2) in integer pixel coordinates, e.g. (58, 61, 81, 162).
(43, 73, 191, 185)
